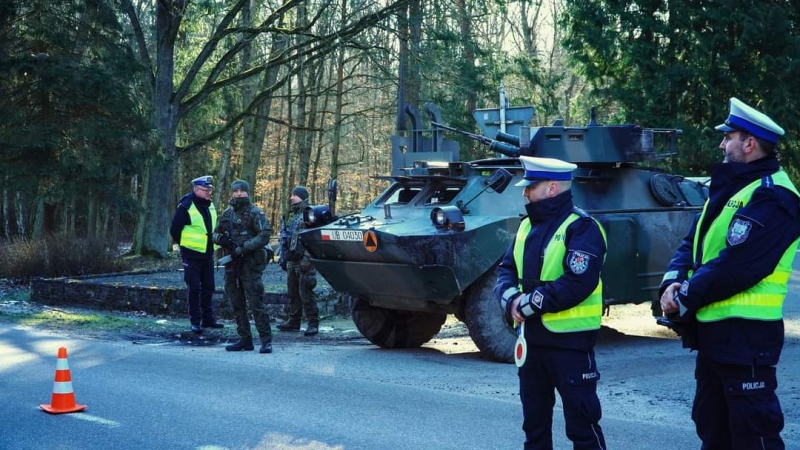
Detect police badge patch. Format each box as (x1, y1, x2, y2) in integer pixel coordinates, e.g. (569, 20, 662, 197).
(568, 251, 590, 274)
(531, 291, 544, 309)
(727, 218, 752, 246)
(680, 280, 689, 296)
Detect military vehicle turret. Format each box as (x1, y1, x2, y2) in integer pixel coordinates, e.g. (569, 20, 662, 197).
(299, 89, 708, 362)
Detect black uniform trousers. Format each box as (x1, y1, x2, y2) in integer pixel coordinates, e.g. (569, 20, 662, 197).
(519, 347, 606, 450)
(183, 256, 216, 326)
(693, 352, 784, 450)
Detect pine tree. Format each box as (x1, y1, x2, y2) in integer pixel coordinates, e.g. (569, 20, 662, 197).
(562, 0, 800, 175)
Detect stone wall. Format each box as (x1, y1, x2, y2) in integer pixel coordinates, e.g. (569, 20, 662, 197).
(30, 270, 345, 319)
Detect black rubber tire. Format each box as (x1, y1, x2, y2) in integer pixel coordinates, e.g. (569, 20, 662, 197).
(351, 298, 447, 348)
(463, 266, 516, 363)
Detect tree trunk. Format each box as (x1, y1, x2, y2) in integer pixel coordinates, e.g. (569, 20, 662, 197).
(241, 7, 288, 191)
(87, 197, 97, 238)
(293, 0, 312, 187)
(270, 147, 282, 230)
(330, 0, 347, 182)
(396, 3, 408, 133)
(3, 183, 9, 239)
(132, 0, 180, 258)
(238, 0, 257, 186)
(407, 0, 422, 109)
(300, 61, 321, 200)
(99, 202, 108, 243)
(69, 199, 76, 236)
(15, 191, 25, 237)
(457, 0, 476, 113)
(32, 188, 44, 239)
(133, 157, 175, 257)
(215, 88, 237, 205)
(280, 82, 295, 220)
(216, 129, 234, 205)
(108, 172, 123, 251)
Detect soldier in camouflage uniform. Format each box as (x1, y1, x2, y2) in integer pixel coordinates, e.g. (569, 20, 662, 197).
(213, 180, 274, 354)
(277, 186, 320, 336)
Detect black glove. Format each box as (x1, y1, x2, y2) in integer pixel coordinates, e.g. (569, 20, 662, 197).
(214, 233, 235, 250)
(280, 260, 287, 271)
(265, 247, 275, 263)
(656, 313, 686, 337)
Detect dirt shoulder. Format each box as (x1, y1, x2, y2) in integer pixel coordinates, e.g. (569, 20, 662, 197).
(0, 276, 470, 347)
(0, 286, 359, 346)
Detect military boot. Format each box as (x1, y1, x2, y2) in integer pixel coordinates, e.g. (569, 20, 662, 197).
(225, 339, 254, 351)
(304, 324, 319, 336)
(277, 322, 300, 332)
(259, 342, 273, 354)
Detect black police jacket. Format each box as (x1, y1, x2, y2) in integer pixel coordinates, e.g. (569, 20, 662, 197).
(494, 191, 607, 352)
(660, 155, 800, 366)
(169, 192, 215, 260)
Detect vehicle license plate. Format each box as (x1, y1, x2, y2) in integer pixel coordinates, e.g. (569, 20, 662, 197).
(321, 229, 364, 241)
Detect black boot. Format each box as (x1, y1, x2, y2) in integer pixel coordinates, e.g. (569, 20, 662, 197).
(304, 324, 319, 336)
(201, 321, 224, 329)
(277, 322, 300, 331)
(259, 342, 273, 354)
(225, 339, 254, 351)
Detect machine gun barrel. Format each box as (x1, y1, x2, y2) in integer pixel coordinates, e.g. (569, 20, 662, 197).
(494, 131, 520, 147)
(431, 121, 520, 158)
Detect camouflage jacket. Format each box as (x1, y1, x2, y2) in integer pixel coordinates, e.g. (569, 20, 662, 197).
(280, 199, 309, 262)
(215, 199, 272, 257)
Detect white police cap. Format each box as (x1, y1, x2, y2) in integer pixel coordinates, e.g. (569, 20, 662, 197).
(191, 175, 213, 187)
(715, 97, 784, 144)
(515, 156, 577, 187)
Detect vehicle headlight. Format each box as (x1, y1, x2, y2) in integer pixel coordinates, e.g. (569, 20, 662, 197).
(430, 206, 465, 231)
(304, 205, 334, 228)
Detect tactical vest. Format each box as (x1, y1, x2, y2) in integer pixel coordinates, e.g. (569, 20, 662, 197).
(227, 204, 263, 242)
(282, 207, 306, 260)
(694, 170, 800, 322)
(181, 201, 216, 253)
(513, 210, 605, 332)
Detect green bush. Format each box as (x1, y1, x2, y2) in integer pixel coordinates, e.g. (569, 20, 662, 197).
(0, 234, 131, 281)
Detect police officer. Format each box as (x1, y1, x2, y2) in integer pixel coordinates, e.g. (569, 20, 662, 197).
(660, 98, 800, 449)
(213, 180, 274, 354)
(169, 175, 224, 334)
(276, 186, 320, 336)
(494, 157, 607, 450)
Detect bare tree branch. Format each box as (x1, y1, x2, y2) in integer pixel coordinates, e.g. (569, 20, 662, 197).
(120, 0, 155, 87)
(177, 0, 411, 153)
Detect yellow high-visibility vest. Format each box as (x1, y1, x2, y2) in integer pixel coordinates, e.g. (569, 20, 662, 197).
(694, 170, 799, 322)
(180, 201, 217, 253)
(513, 212, 605, 332)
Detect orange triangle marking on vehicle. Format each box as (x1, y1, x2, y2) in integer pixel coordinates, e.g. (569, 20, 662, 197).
(363, 231, 378, 252)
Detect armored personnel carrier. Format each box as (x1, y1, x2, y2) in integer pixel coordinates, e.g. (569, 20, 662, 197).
(299, 91, 708, 362)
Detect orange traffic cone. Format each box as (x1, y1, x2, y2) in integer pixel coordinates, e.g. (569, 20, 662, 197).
(40, 347, 87, 414)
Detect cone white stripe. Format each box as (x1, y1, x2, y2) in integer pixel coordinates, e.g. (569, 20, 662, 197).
(56, 359, 70, 370)
(52, 381, 75, 394)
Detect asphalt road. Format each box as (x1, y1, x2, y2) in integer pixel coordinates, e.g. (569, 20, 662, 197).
(2, 257, 800, 449)
(1, 326, 695, 450)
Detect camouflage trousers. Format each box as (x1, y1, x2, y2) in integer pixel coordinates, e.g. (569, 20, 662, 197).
(285, 260, 319, 327)
(225, 274, 272, 344)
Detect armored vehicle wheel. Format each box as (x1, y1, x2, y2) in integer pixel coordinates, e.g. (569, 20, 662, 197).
(464, 267, 516, 363)
(351, 298, 447, 348)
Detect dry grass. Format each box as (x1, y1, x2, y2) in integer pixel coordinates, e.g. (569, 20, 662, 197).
(0, 234, 133, 281)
